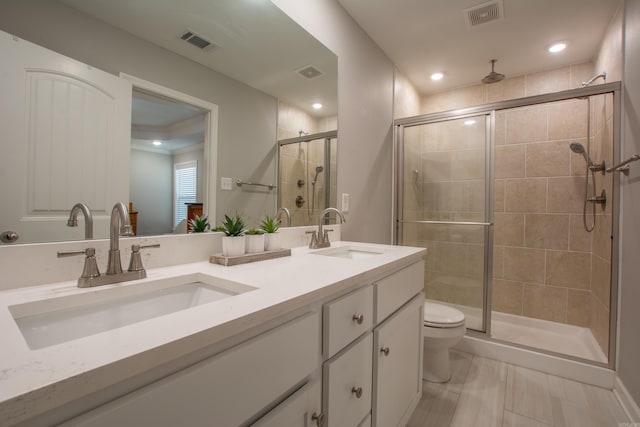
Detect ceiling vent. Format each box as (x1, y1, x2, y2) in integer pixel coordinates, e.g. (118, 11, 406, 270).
(297, 65, 323, 79)
(464, 0, 504, 28)
(180, 30, 217, 51)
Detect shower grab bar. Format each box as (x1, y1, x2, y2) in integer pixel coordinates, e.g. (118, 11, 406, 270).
(606, 154, 640, 175)
(399, 220, 493, 226)
(236, 179, 277, 190)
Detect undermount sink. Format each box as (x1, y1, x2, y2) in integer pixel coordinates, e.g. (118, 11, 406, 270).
(311, 245, 385, 260)
(10, 273, 256, 350)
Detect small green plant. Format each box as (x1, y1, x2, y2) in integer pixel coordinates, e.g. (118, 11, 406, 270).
(259, 215, 280, 234)
(221, 213, 246, 236)
(188, 214, 210, 233)
(213, 225, 226, 232)
(245, 227, 264, 235)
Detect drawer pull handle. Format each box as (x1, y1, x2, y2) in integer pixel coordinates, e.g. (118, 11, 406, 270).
(311, 412, 325, 426)
(380, 346, 390, 356)
(352, 314, 364, 325)
(351, 386, 363, 398)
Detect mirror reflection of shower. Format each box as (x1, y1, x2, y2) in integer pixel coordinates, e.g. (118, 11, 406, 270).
(309, 165, 324, 220)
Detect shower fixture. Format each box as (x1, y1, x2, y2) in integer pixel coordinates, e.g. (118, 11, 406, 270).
(581, 71, 607, 88)
(481, 59, 505, 84)
(570, 141, 606, 233)
(312, 165, 324, 185)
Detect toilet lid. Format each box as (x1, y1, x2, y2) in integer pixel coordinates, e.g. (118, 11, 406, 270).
(424, 302, 465, 328)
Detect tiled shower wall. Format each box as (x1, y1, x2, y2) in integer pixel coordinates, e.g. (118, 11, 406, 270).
(418, 62, 615, 355)
(277, 101, 337, 226)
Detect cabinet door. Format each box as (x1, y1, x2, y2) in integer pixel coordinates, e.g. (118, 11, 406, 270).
(251, 379, 321, 427)
(373, 295, 423, 427)
(324, 333, 373, 427)
(375, 261, 424, 323)
(62, 312, 320, 427)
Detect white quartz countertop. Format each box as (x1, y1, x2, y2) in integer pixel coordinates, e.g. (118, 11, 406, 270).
(0, 241, 425, 425)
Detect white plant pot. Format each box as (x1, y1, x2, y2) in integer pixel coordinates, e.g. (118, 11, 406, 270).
(264, 232, 282, 251)
(222, 235, 245, 257)
(245, 234, 265, 254)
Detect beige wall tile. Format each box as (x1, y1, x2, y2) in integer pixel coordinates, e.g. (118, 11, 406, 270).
(493, 246, 504, 279)
(450, 84, 486, 109)
(494, 179, 505, 212)
(524, 214, 569, 250)
(591, 254, 611, 307)
(505, 178, 547, 213)
(590, 297, 610, 357)
(567, 289, 591, 327)
(506, 105, 547, 144)
(434, 241, 468, 274)
(421, 90, 455, 115)
(569, 214, 592, 253)
(494, 213, 525, 247)
(523, 284, 568, 322)
(504, 247, 546, 284)
(525, 67, 570, 96)
(486, 75, 526, 103)
(526, 141, 571, 177)
(495, 145, 526, 179)
(570, 62, 596, 89)
(592, 214, 612, 261)
(495, 111, 506, 146)
(547, 177, 584, 213)
(545, 251, 591, 289)
(492, 279, 523, 315)
(548, 100, 588, 140)
(451, 149, 485, 180)
(421, 151, 452, 182)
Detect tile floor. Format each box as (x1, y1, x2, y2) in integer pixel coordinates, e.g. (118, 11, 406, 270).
(407, 350, 630, 427)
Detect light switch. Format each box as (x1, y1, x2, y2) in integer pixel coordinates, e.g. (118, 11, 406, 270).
(341, 193, 350, 213)
(221, 177, 232, 190)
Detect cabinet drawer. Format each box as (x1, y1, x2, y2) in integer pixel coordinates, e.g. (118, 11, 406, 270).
(63, 312, 320, 427)
(251, 379, 321, 427)
(323, 285, 373, 358)
(323, 333, 373, 427)
(375, 261, 424, 323)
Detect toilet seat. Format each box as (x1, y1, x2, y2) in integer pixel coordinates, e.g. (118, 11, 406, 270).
(424, 302, 465, 328)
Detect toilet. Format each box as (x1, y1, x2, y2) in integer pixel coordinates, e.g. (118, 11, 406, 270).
(422, 302, 466, 383)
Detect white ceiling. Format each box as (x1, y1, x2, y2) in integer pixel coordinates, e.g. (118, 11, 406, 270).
(60, 0, 338, 117)
(337, 0, 620, 94)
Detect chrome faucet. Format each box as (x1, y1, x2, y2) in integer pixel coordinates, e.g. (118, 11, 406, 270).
(276, 207, 292, 227)
(57, 202, 159, 288)
(107, 202, 133, 275)
(67, 203, 93, 239)
(307, 207, 346, 249)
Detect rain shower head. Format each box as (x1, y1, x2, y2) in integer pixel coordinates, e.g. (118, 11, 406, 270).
(481, 59, 505, 84)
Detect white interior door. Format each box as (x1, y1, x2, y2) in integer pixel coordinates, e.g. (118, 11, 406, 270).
(0, 30, 132, 244)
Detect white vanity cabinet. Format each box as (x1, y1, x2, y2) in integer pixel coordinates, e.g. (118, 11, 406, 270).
(62, 311, 321, 427)
(320, 260, 424, 427)
(251, 379, 322, 427)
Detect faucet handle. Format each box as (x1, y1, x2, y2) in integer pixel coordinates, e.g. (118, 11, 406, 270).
(57, 248, 100, 280)
(128, 244, 160, 272)
(323, 229, 334, 245)
(306, 230, 318, 248)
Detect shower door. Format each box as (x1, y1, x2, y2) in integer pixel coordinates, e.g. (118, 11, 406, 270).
(395, 114, 493, 332)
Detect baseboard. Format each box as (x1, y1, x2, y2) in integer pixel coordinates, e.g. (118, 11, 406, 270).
(615, 375, 640, 422)
(455, 335, 615, 388)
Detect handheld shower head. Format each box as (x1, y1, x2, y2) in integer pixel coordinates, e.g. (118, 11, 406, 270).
(570, 141, 590, 163)
(312, 165, 324, 185)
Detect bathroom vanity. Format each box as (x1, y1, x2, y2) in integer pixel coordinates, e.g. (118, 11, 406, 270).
(0, 241, 425, 427)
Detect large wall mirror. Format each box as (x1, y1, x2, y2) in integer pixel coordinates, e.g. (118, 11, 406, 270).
(0, 0, 337, 245)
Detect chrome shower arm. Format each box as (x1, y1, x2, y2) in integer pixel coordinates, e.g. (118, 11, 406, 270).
(607, 154, 640, 175)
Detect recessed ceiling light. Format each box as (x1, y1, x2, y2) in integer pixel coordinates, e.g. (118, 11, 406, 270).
(152, 140, 162, 146)
(312, 103, 323, 110)
(431, 72, 444, 81)
(548, 43, 567, 53)
(464, 120, 476, 126)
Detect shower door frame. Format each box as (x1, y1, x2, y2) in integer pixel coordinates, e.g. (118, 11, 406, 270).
(393, 81, 622, 369)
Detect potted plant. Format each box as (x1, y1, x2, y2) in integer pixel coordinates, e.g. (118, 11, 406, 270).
(221, 213, 246, 257)
(260, 215, 282, 251)
(244, 228, 265, 253)
(188, 214, 210, 233)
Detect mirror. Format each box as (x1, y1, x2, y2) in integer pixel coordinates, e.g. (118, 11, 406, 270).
(0, 0, 337, 244)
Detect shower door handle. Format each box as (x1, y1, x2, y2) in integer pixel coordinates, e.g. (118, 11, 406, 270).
(398, 220, 493, 226)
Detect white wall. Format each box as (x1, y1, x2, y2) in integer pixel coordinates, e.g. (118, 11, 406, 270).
(0, 0, 277, 227)
(130, 149, 173, 235)
(619, 0, 640, 409)
(272, 0, 395, 244)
